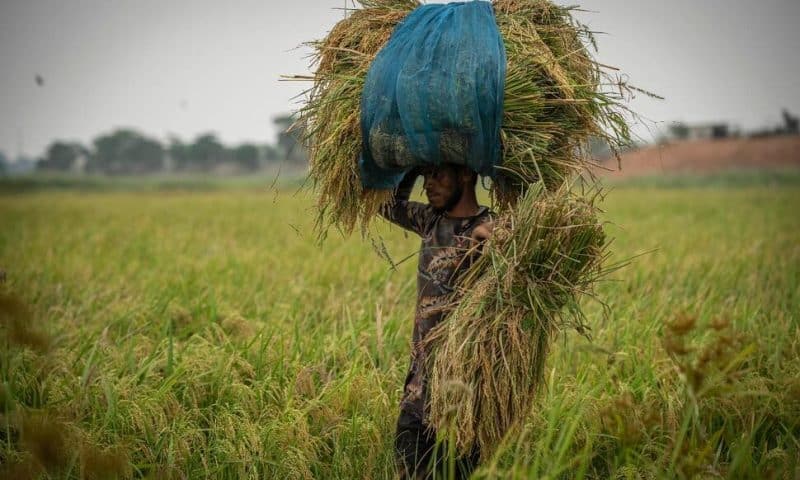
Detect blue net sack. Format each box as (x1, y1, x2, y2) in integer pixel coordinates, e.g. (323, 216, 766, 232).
(358, 1, 507, 190)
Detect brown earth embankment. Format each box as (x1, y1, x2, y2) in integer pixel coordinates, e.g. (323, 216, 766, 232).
(595, 135, 800, 178)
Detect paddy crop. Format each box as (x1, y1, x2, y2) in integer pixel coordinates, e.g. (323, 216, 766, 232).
(1, 183, 798, 479)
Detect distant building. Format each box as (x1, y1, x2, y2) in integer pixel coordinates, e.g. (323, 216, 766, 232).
(686, 123, 729, 140)
(72, 150, 89, 173)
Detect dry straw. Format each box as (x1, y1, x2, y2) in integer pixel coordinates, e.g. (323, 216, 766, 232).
(292, 0, 634, 234)
(423, 184, 609, 455)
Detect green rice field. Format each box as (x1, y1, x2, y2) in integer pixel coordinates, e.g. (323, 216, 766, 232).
(1, 176, 798, 479)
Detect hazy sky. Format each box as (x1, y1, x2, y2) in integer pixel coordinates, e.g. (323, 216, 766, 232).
(1, 0, 798, 158)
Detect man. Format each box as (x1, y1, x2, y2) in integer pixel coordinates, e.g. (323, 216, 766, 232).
(381, 163, 494, 480)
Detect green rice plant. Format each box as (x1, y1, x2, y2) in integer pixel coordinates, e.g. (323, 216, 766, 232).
(424, 184, 609, 456)
(1, 185, 797, 478)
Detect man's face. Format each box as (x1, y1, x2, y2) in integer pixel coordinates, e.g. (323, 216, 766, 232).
(422, 165, 462, 212)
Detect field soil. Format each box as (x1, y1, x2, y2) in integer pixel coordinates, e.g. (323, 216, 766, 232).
(595, 135, 800, 178)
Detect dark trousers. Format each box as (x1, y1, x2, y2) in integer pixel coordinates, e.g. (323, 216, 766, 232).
(395, 408, 480, 480)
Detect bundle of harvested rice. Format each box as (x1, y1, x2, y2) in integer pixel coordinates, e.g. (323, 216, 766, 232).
(292, 0, 414, 234)
(423, 184, 608, 455)
(293, 0, 633, 234)
(490, 0, 631, 207)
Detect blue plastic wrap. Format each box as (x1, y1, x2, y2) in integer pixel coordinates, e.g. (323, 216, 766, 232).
(358, 1, 506, 190)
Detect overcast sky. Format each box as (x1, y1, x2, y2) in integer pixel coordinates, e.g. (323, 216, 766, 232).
(1, 0, 798, 158)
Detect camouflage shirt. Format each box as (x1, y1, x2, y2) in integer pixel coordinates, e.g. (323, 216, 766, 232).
(381, 172, 493, 422)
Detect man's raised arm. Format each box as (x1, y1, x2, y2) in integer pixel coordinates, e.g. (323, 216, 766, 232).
(379, 168, 432, 236)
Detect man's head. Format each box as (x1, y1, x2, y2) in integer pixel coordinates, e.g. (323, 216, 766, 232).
(420, 163, 478, 212)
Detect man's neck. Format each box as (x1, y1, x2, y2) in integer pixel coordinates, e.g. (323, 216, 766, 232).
(445, 193, 481, 218)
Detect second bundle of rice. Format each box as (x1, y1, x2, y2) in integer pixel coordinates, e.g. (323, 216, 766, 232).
(423, 184, 608, 455)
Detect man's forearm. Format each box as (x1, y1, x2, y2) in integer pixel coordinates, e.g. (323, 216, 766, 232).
(393, 169, 419, 204)
(380, 169, 419, 220)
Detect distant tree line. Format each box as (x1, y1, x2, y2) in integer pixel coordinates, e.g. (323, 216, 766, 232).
(32, 114, 306, 175)
(662, 109, 799, 144)
(0, 153, 36, 175)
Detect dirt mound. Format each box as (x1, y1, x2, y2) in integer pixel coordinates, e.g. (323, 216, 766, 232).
(595, 135, 800, 178)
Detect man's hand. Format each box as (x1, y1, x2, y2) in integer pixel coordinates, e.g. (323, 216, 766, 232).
(471, 220, 494, 243)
